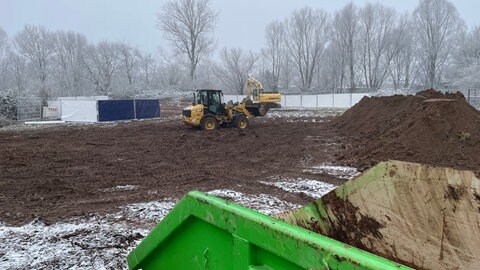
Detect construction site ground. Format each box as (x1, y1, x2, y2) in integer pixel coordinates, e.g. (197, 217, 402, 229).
(1, 93, 479, 269)
(0, 105, 354, 269)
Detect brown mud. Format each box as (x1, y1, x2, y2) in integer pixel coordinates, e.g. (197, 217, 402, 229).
(0, 115, 342, 225)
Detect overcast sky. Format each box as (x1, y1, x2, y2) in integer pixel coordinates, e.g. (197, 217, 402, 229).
(1, 0, 479, 55)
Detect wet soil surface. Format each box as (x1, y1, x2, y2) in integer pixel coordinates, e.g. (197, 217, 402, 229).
(0, 112, 344, 226)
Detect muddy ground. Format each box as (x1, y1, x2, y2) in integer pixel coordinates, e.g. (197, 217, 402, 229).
(1, 94, 479, 269)
(0, 108, 345, 226)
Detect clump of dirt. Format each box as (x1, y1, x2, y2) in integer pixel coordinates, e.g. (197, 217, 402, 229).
(446, 185, 467, 201)
(320, 192, 384, 251)
(332, 89, 480, 171)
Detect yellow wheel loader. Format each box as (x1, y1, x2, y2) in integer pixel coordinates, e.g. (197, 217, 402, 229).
(181, 78, 281, 130)
(181, 89, 253, 130)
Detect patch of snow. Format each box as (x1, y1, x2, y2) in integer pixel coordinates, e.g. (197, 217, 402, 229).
(99, 185, 138, 192)
(260, 178, 336, 198)
(304, 164, 359, 179)
(286, 119, 324, 123)
(120, 200, 176, 222)
(0, 217, 146, 270)
(207, 189, 300, 215)
(265, 109, 343, 119)
(0, 199, 177, 270)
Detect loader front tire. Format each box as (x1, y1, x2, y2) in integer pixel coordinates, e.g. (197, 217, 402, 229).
(201, 116, 218, 130)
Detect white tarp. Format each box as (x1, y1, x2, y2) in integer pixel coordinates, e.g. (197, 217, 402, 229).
(61, 100, 98, 122)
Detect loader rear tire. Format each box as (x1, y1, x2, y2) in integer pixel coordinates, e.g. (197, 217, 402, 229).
(235, 115, 249, 129)
(201, 116, 218, 130)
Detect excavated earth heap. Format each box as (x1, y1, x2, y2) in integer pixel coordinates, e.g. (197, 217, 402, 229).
(332, 89, 480, 172)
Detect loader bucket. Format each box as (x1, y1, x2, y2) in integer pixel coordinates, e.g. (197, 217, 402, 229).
(276, 160, 480, 270)
(127, 190, 410, 270)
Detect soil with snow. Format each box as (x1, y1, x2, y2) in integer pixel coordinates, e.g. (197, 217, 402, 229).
(0, 110, 345, 226)
(3, 92, 479, 269)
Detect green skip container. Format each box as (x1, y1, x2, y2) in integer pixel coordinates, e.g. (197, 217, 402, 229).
(127, 190, 410, 270)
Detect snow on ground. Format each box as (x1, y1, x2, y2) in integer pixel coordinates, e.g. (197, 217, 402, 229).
(0, 199, 176, 270)
(0, 217, 144, 270)
(0, 107, 359, 269)
(0, 170, 353, 270)
(207, 189, 300, 215)
(304, 164, 359, 179)
(260, 178, 336, 198)
(120, 200, 176, 222)
(99, 184, 138, 192)
(266, 109, 343, 119)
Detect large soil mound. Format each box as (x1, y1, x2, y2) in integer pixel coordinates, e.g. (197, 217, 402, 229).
(332, 89, 480, 171)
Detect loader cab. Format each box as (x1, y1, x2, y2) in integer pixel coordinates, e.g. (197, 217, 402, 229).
(194, 89, 225, 115)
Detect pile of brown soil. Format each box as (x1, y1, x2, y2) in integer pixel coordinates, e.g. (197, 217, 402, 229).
(332, 89, 480, 171)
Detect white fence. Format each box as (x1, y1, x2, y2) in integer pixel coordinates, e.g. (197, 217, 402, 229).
(223, 93, 370, 109)
(43, 96, 109, 121)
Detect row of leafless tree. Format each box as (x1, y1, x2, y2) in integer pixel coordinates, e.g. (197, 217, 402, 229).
(158, 0, 477, 94)
(0, 0, 479, 100)
(0, 25, 195, 100)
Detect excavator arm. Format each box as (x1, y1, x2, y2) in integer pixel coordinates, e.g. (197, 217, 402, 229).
(246, 76, 264, 102)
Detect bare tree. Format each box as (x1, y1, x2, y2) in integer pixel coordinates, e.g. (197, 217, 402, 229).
(285, 7, 330, 91)
(450, 26, 480, 88)
(358, 3, 398, 89)
(262, 20, 285, 91)
(320, 44, 344, 92)
(216, 48, 256, 94)
(14, 25, 54, 101)
(389, 13, 417, 89)
(53, 31, 88, 96)
(9, 52, 29, 93)
(157, 0, 218, 80)
(158, 50, 185, 88)
(116, 42, 140, 88)
(413, 0, 465, 88)
(139, 53, 157, 89)
(0, 27, 11, 91)
(332, 3, 358, 92)
(83, 41, 119, 95)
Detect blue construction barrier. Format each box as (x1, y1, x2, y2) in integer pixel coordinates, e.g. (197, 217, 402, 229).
(98, 100, 135, 122)
(135, 99, 160, 119)
(97, 99, 161, 122)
